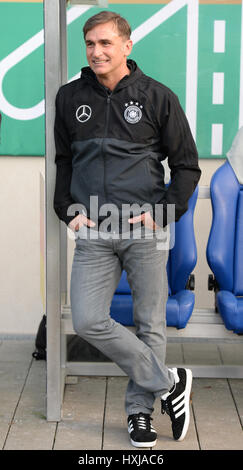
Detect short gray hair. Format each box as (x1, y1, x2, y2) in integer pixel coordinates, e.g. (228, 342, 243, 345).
(83, 11, 131, 40)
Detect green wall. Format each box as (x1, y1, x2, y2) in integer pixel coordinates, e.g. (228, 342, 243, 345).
(0, 2, 242, 157)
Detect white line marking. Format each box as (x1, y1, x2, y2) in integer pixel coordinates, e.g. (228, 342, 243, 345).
(132, 0, 199, 139)
(213, 20, 226, 53)
(130, 0, 198, 139)
(186, 0, 198, 140)
(131, 0, 187, 44)
(212, 72, 224, 105)
(0, 0, 198, 136)
(211, 123, 223, 155)
(0, 6, 92, 120)
(239, 2, 243, 127)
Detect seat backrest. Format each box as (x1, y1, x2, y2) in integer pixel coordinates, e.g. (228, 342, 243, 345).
(234, 190, 243, 295)
(207, 161, 243, 294)
(115, 186, 199, 296)
(167, 186, 198, 294)
(116, 270, 130, 294)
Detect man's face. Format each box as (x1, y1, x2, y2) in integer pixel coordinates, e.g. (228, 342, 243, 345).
(85, 21, 132, 78)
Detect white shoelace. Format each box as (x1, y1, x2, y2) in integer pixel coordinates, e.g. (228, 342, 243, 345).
(128, 415, 156, 432)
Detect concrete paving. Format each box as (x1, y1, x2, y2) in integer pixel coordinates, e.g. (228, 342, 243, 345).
(0, 339, 243, 450)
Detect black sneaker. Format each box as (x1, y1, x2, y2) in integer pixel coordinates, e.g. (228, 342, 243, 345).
(161, 368, 192, 441)
(127, 412, 157, 448)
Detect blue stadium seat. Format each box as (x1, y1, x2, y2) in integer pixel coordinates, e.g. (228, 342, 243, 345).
(110, 186, 198, 329)
(207, 161, 243, 334)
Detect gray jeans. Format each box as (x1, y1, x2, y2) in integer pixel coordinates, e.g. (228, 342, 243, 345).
(70, 226, 174, 415)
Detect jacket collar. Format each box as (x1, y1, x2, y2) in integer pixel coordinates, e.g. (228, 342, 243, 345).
(80, 59, 143, 93)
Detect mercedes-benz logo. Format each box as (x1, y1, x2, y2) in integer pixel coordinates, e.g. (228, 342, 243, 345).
(76, 105, 92, 123)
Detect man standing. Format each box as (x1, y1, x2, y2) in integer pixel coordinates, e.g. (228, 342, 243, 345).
(54, 11, 201, 447)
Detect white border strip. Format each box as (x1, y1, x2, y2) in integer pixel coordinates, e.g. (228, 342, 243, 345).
(186, 0, 198, 140)
(213, 20, 226, 53)
(211, 123, 223, 155)
(212, 72, 224, 105)
(239, 2, 243, 128)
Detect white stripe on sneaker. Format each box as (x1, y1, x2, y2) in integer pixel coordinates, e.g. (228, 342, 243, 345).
(172, 391, 185, 405)
(173, 399, 185, 413)
(175, 406, 186, 419)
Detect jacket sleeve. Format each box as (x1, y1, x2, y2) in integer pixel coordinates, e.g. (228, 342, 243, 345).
(155, 92, 201, 227)
(53, 88, 76, 226)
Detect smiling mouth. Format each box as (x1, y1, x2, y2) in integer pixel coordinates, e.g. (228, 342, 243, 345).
(92, 60, 110, 64)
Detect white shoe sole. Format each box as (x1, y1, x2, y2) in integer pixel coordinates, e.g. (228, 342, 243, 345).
(130, 438, 157, 448)
(177, 368, 193, 441)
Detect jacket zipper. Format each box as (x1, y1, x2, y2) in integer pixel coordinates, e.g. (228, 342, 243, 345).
(102, 92, 112, 202)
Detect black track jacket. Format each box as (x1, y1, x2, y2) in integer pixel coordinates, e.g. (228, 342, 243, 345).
(54, 60, 201, 227)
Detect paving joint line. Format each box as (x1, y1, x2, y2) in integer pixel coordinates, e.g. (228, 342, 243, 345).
(2, 357, 34, 450)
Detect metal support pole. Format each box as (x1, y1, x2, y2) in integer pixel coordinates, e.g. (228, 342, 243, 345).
(44, 0, 109, 424)
(44, 0, 67, 422)
(60, 0, 68, 306)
